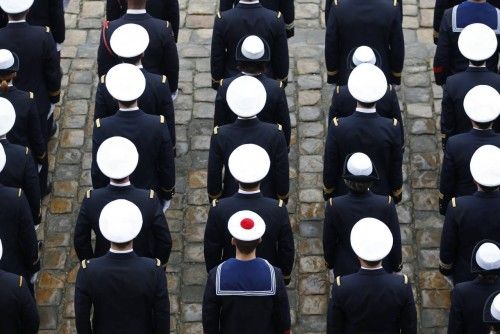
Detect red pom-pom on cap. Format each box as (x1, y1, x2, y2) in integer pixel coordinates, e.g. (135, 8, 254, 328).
(240, 218, 255, 230)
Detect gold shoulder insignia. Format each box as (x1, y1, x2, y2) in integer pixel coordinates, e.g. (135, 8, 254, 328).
(29, 91, 34, 99)
(220, 78, 224, 86)
(333, 117, 339, 127)
(100, 75, 105, 84)
(393, 118, 398, 126)
(336, 86, 340, 94)
(334, 0, 338, 5)
(96, 118, 101, 128)
(160, 115, 165, 124)
(45, 26, 50, 33)
(403, 274, 408, 284)
(166, 21, 170, 28)
(150, 190, 155, 199)
(279, 80, 283, 88)
(393, 0, 398, 6)
(212, 199, 218, 207)
(388, 195, 392, 204)
(277, 124, 283, 131)
(213, 126, 219, 135)
(25, 147, 29, 155)
(336, 276, 341, 286)
(86, 189, 92, 199)
(329, 198, 333, 206)
(217, 11, 222, 19)
(18, 276, 23, 287)
(389, 84, 393, 91)
(452, 197, 457, 208)
(156, 258, 161, 267)
(17, 188, 22, 197)
(81, 260, 88, 269)
(277, 11, 282, 18)
(278, 199, 284, 207)
(162, 75, 167, 84)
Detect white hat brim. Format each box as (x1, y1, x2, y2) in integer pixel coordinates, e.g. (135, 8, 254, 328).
(96, 136, 139, 179)
(463, 85, 500, 123)
(0, 0, 33, 14)
(228, 210, 266, 241)
(110, 24, 150, 58)
(105, 64, 146, 102)
(470, 145, 500, 187)
(99, 199, 143, 243)
(458, 23, 498, 61)
(228, 144, 270, 183)
(226, 76, 267, 118)
(0, 97, 16, 135)
(348, 63, 387, 103)
(350, 218, 393, 261)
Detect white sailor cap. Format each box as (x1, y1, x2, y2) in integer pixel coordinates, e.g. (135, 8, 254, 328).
(228, 144, 270, 184)
(492, 294, 500, 321)
(96, 136, 139, 180)
(348, 63, 387, 103)
(110, 24, 150, 59)
(343, 152, 379, 182)
(0, 0, 33, 14)
(475, 241, 500, 271)
(228, 210, 266, 242)
(0, 97, 15, 136)
(105, 63, 146, 102)
(458, 23, 497, 62)
(350, 217, 393, 262)
(470, 145, 500, 187)
(0, 238, 3, 261)
(463, 85, 500, 123)
(0, 143, 5, 173)
(238, 35, 269, 61)
(226, 75, 267, 118)
(99, 199, 143, 243)
(0, 49, 18, 73)
(352, 46, 376, 66)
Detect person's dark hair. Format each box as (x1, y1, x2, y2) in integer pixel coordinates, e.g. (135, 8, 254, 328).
(113, 241, 132, 248)
(478, 274, 498, 283)
(358, 101, 376, 109)
(119, 100, 137, 108)
(111, 176, 128, 183)
(0, 73, 15, 93)
(344, 180, 372, 194)
(127, 0, 147, 8)
(473, 121, 493, 130)
(121, 55, 143, 65)
(470, 60, 486, 67)
(239, 181, 260, 191)
(237, 61, 267, 74)
(363, 260, 381, 267)
(478, 184, 499, 192)
(234, 238, 260, 254)
(8, 11, 28, 21)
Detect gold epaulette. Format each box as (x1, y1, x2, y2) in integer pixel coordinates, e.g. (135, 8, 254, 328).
(166, 21, 170, 28)
(279, 81, 283, 88)
(81, 260, 88, 269)
(277, 124, 283, 131)
(162, 75, 167, 84)
(336, 86, 340, 94)
(278, 199, 284, 207)
(29, 92, 34, 99)
(156, 258, 161, 267)
(329, 198, 333, 206)
(389, 84, 393, 91)
(213, 126, 219, 135)
(86, 189, 92, 199)
(160, 115, 165, 123)
(19, 276, 23, 287)
(277, 11, 282, 18)
(388, 195, 392, 204)
(451, 197, 457, 208)
(100, 75, 105, 84)
(216, 11, 222, 19)
(212, 199, 218, 207)
(95, 118, 101, 128)
(393, 0, 398, 6)
(17, 188, 22, 197)
(45, 26, 51, 33)
(333, 117, 339, 127)
(393, 118, 398, 126)
(150, 190, 155, 199)
(25, 147, 29, 155)
(403, 274, 408, 284)
(336, 276, 341, 286)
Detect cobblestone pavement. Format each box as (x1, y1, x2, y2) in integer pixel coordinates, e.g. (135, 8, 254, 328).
(34, 0, 447, 332)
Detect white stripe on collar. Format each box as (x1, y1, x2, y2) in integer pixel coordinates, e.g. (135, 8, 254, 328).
(110, 181, 131, 187)
(109, 248, 134, 254)
(238, 189, 261, 194)
(356, 107, 376, 114)
(127, 9, 147, 14)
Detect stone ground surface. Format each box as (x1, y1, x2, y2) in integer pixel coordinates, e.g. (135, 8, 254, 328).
(34, 0, 447, 332)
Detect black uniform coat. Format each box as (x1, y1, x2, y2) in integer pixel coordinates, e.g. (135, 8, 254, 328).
(0, 0, 66, 43)
(0, 22, 61, 139)
(74, 185, 172, 264)
(325, 0, 404, 86)
(328, 84, 404, 144)
(91, 109, 176, 201)
(105, 0, 180, 42)
(75, 252, 170, 334)
(94, 69, 176, 147)
(97, 13, 179, 92)
(0, 185, 38, 281)
(441, 67, 500, 144)
(323, 192, 402, 277)
(202, 258, 291, 334)
(323, 111, 403, 200)
(219, 0, 294, 37)
(448, 276, 500, 334)
(440, 192, 500, 285)
(210, 3, 289, 89)
(0, 140, 41, 225)
(214, 73, 291, 147)
(439, 129, 500, 215)
(0, 270, 39, 334)
(433, 2, 500, 86)
(328, 269, 416, 334)
(1, 87, 46, 163)
(204, 192, 295, 278)
(207, 118, 289, 201)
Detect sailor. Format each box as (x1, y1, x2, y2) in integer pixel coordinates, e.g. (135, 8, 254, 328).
(97, 0, 179, 95)
(440, 145, 500, 285)
(91, 64, 176, 207)
(204, 144, 294, 284)
(484, 292, 500, 333)
(210, 0, 289, 90)
(0, 143, 39, 293)
(448, 240, 500, 333)
(325, 0, 404, 86)
(75, 136, 172, 265)
(323, 153, 402, 278)
(207, 75, 289, 202)
(105, 0, 180, 42)
(327, 218, 417, 333)
(441, 24, 500, 147)
(433, 0, 500, 85)
(439, 85, 500, 215)
(74, 199, 170, 333)
(0, 97, 41, 225)
(323, 63, 403, 202)
(219, 0, 294, 38)
(95, 23, 176, 148)
(328, 46, 404, 143)
(0, 238, 39, 334)
(214, 35, 291, 148)
(202, 210, 291, 334)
